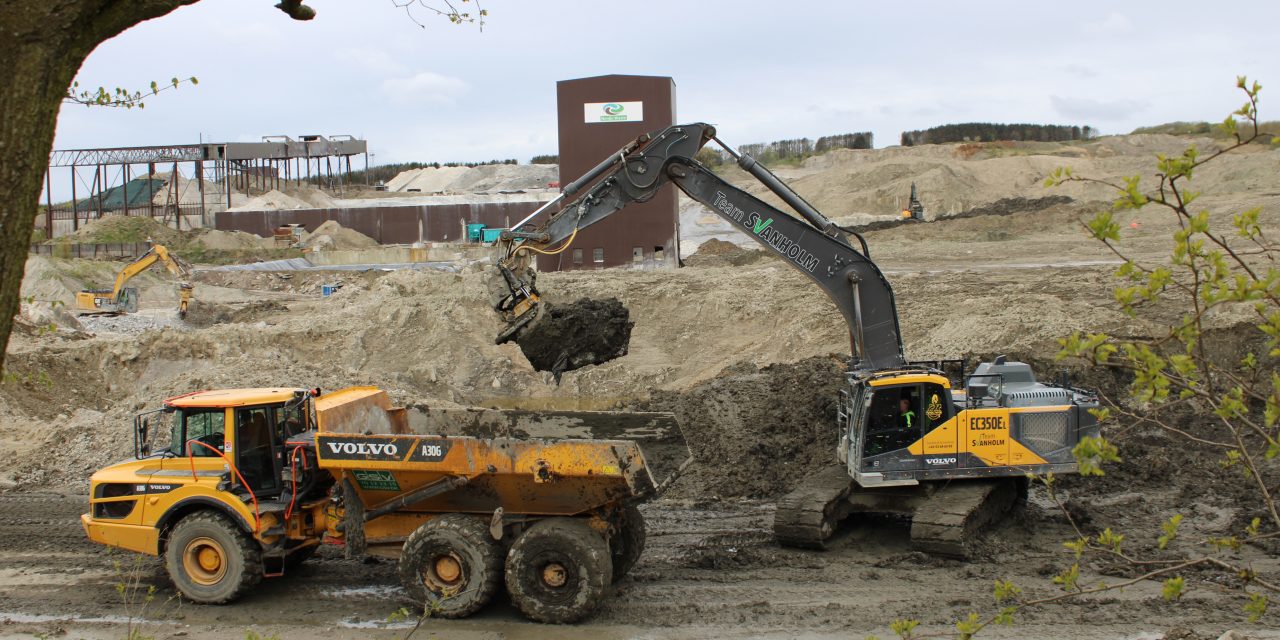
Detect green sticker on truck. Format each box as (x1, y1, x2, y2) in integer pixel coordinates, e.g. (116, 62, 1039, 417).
(351, 469, 401, 492)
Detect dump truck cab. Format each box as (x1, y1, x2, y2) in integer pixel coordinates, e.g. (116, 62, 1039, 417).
(83, 388, 323, 558)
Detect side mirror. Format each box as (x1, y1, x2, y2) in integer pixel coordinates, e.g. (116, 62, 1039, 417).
(136, 418, 151, 457)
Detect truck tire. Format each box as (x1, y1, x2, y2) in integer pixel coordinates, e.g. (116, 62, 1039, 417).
(398, 514, 502, 618)
(505, 517, 612, 623)
(165, 511, 262, 604)
(610, 504, 645, 582)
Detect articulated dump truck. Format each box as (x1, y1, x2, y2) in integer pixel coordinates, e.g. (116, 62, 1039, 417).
(83, 386, 673, 623)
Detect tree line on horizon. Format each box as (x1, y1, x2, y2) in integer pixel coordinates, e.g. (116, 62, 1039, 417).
(900, 122, 1094, 146)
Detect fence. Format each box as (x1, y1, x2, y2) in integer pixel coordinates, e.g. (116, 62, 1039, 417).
(28, 242, 153, 259)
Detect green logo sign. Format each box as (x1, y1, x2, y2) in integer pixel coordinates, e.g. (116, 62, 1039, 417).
(753, 217, 773, 235)
(601, 103, 627, 121)
(351, 469, 401, 492)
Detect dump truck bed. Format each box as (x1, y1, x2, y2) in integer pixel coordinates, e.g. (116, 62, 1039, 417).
(308, 386, 658, 521)
(311, 431, 655, 516)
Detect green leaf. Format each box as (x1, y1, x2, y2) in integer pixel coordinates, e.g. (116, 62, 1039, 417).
(889, 618, 920, 639)
(1162, 576, 1185, 601)
(1073, 435, 1121, 476)
(1245, 593, 1268, 623)
(993, 579, 1022, 603)
(1158, 514, 1183, 550)
(956, 612, 982, 638)
(1053, 563, 1081, 592)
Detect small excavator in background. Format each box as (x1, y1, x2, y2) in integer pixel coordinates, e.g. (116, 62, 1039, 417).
(901, 182, 925, 220)
(493, 123, 1100, 557)
(75, 243, 194, 317)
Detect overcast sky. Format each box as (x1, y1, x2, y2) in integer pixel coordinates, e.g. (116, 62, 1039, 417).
(54, 0, 1280, 166)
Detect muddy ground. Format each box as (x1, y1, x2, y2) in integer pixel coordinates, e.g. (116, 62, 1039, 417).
(2, 134, 1278, 638)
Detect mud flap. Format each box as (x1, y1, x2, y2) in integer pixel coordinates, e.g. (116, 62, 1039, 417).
(341, 477, 366, 558)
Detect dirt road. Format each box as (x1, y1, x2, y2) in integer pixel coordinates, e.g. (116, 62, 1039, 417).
(0, 491, 1272, 639)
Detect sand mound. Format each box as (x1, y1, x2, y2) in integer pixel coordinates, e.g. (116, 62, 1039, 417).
(191, 228, 272, 250)
(386, 164, 558, 194)
(230, 189, 309, 211)
(689, 238, 740, 257)
(302, 220, 378, 250)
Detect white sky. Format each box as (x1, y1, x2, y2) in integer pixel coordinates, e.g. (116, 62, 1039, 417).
(53, 0, 1280, 166)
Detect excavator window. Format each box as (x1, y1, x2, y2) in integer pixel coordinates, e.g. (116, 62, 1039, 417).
(863, 385, 921, 457)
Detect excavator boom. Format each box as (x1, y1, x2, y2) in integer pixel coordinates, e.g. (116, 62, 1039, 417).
(498, 123, 905, 370)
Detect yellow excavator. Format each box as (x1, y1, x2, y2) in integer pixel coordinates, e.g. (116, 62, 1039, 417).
(75, 244, 194, 317)
(493, 123, 1101, 557)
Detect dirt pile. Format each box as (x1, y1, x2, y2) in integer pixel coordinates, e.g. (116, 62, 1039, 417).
(683, 239, 768, 267)
(64, 216, 183, 245)
(512, 298, 634, 382)
(183, 300, 289, 327)
(655, 356, 848, 499)
(943, 195, 1075, 221)
(190, 228, 272, 250)
(229, 189, 310, 211)
(385, 164, 557, 194)
(302, 220, 378, 250)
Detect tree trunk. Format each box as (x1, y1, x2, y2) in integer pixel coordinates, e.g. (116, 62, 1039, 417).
(0, 1, 197, 372)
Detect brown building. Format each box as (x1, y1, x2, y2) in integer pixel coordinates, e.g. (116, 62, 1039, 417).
(540, 74, 678, 271)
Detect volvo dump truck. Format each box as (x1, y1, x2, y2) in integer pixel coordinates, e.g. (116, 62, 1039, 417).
(83, 386, 658, 623)
(493, 122, 1100, 557)
(75, 243, 194, 317)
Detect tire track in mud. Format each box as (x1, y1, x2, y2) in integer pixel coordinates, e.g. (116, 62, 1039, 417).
(0, 493, 1268, 638)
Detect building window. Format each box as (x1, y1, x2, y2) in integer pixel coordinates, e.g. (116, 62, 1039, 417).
(633, 247, 644, 262)
(572, 248, 583, 265)
(593, 248, 604, 263)
(653, 246, 664, 261)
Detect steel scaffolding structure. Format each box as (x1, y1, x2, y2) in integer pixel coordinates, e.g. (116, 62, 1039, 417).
(42, 135, 369, 239)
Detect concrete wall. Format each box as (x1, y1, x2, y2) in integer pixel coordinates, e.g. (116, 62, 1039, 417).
(215, 200, 546, 244)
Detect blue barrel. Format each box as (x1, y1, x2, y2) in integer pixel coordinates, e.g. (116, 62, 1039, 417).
(466, 223, 485, 242)
(481, 228, 505, 243)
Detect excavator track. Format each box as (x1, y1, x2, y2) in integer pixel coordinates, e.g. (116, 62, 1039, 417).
(773, 465, 854, 550)
(909, 479, 1019, 558)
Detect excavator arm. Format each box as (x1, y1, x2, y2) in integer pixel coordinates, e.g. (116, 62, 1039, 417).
(497, 123, 906, 371)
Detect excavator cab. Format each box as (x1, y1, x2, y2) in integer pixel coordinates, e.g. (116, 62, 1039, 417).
(842, 371, 957, 484)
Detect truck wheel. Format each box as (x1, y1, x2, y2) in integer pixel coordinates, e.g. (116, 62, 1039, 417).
(505, 518, 612, 623)
(398, 514, 502, 618)
(610, 504, 646, 582)
(165, 511, 262, 604)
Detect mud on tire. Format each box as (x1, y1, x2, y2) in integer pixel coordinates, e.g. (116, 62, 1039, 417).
(398, 514, 502, 618)
(610, 503, 645, 582)
(164, 511, 262, 604)
(505, 517, 612, 623)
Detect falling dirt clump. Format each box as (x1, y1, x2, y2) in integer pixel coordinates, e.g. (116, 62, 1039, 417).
(513, 298, 634, 382)
(657, 355, 848, 499)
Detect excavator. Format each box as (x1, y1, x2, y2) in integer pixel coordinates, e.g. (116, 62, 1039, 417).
(493, 123, 1100, 557)
(75, 243, 194, 317)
